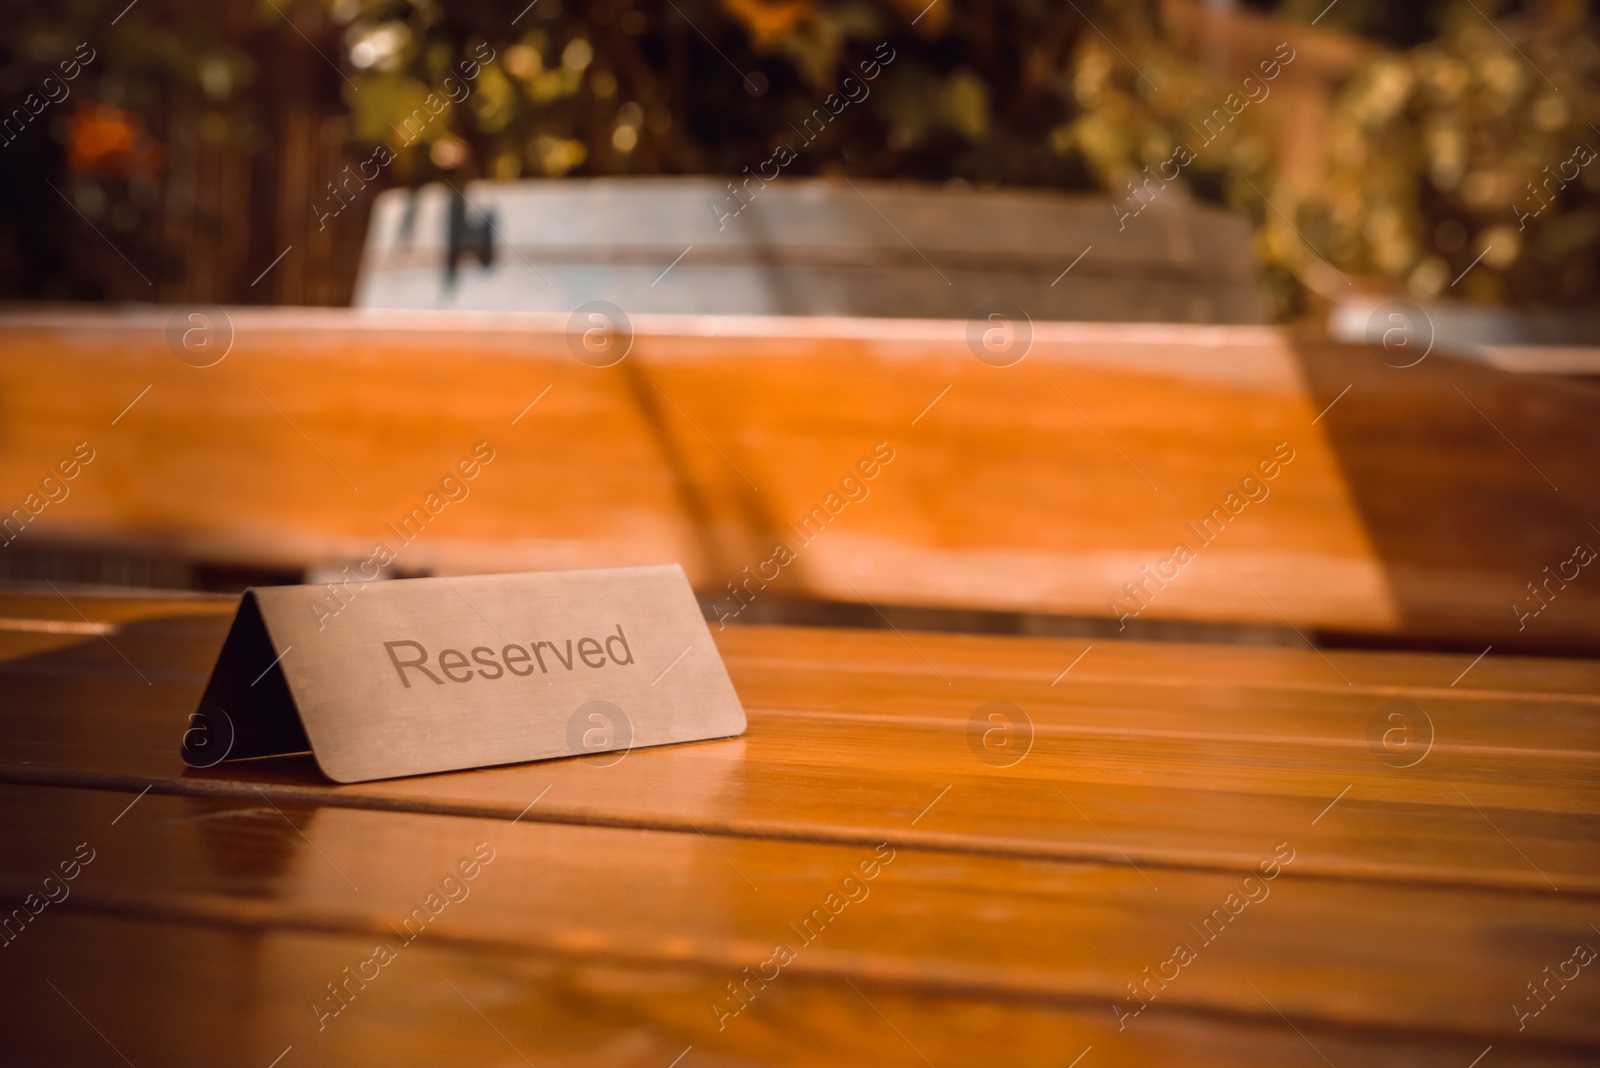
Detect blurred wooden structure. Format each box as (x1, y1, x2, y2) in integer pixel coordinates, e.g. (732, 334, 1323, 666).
(1, 307, 1597, 653)
(10, 0, 1369, 311)
(357, 179, 1264, 322)
(3, 0, 366, 306)
(1161, 0, 1372, 198)
(0, 590, 1595, 1064)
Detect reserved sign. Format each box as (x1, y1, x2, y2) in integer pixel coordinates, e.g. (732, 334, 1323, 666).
(187, 564, 746, 782)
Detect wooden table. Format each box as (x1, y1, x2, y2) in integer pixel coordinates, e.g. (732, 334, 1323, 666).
(1, 589, 1596, 1066)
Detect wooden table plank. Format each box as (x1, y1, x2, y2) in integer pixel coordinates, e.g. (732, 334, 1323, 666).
(1, 594, 1596, 893)
(8, 913, 1590, 1068)
(1, 785, 1596, 1052)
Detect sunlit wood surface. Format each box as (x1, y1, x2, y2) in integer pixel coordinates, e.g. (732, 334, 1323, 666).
(0, 590, 1595, 1066)
(3, 308, 1598, 653)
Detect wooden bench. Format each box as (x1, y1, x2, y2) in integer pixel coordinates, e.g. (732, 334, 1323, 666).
(0, 589, 1595, 1064)
(1, 307, 1597, 653)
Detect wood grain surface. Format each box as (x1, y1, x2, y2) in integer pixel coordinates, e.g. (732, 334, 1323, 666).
(0, 590, 1596, 1065)
(3, 309, 1597, 652)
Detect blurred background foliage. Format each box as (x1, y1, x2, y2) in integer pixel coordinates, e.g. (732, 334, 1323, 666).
(1303, 1, 1600, 307)
(1, 0, 1597, 315)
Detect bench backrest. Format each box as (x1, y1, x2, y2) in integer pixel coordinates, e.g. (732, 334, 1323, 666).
(1, 308, 1595, 653)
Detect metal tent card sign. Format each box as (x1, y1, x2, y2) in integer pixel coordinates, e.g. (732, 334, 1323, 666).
(185, 564, 746, 783)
